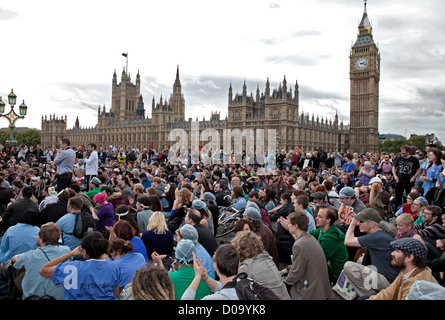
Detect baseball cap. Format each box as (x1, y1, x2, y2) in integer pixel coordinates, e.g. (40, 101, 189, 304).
(353, 208, 382, 223)
(390, 237, 427, 260)
(369, 177, 382, 184)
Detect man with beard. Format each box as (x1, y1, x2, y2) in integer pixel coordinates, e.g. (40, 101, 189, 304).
(364, 237, 438, 300)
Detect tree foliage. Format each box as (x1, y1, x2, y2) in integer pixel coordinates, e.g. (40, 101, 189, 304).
(0, 129, 41, 147)
(379, 135, 444, 154)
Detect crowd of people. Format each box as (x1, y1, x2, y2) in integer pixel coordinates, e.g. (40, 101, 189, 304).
(0, 138, 444, 300)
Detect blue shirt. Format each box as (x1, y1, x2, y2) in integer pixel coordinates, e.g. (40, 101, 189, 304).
(304, 210, 316, 231)
(423, 164, 443, 196)
(14, 244, 71, 300)
(0, 223, 39, 262)
(56, 213, 81, 250)
(52, 259, 123, 300)
(342, 161, 356, 182)
(234, 197, 247, 211)
(141, 177, 152, 190)
(130, 236, 148, 261)
(196, 243, 215, 279)
(112, 252, 147, 292)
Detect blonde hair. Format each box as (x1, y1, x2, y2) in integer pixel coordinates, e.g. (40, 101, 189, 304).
(133, 183, 144, 194)
(396, 213, 414, 226)
(147, 211, 168, 234)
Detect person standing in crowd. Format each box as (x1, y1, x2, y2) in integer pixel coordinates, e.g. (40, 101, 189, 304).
(83, 143, 99, 192)
(392, 145, 421, 210)
(53, 138, 76, 192)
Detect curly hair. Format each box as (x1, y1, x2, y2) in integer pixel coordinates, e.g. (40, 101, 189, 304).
(230, 231, 265, 262)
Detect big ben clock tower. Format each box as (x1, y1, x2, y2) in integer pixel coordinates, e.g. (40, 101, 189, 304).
(349, 0, 380, 154)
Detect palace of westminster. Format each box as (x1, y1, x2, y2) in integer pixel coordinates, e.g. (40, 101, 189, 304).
(41, 3, 380, 155)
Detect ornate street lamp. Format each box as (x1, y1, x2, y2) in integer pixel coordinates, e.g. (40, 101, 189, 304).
(0, 89, 28, 146)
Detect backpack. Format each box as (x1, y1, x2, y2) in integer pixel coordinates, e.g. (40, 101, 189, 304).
(280, 180, 294, 191)
(230, 272, 280, 300)
(71, 210, 98, 238)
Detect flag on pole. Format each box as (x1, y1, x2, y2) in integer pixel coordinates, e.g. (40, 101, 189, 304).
(150, 142, 153, 150)
(122, 53, 127, 57)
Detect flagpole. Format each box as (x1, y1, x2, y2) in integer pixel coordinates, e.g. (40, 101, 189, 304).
(126, 52, 128, 77)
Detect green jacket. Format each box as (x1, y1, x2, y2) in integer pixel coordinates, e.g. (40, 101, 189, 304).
(309, 224, 348, 277)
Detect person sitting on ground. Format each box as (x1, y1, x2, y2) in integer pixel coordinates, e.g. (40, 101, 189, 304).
(164, 239, 212, 300)
(39, 231, 123, 300)
(230, 231, 291, 300)
(141, 211, 174, 261)
(184, 208, 218, 257)
(11, 222, 70, 300)
(278, 211, 332, 300)
(107, 219, 148, 262)
(365, 237, 438, 300)
(413, 205, 445, 241)
(309, 207, 348, 284)
(0, 209, 40, 263)
(181, 244, 241, 300)
(395, 213, 418, 239)
(107, 238, 147, 294)
(176, 224, 215, 279)
(131, 264, 175, 300)
(342, 208, 400, 298)
(0, 186, 39, 226)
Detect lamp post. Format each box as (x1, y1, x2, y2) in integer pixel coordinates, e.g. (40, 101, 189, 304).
(0, 89, 28, 146)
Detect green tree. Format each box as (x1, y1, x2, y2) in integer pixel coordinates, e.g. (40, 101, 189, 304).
(379, 138, 409, 154)
(0, 129, 41, 147)
(408, 135, 427, 152)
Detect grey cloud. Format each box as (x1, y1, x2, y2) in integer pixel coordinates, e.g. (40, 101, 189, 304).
(264, 54, 330, 66)
(269, 3, 280, 8)
(0, 8, 18, 21)
(291, 30, 322, 38)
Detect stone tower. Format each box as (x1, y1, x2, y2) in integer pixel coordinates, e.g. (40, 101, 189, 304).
(349, 0, 380, 153)
(111, 68, 141, 121)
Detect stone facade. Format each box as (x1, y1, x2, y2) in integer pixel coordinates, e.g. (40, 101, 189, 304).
(41, 4, 379, 155)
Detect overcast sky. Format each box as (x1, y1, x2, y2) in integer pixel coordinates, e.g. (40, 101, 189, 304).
(0, 0, 444, 143)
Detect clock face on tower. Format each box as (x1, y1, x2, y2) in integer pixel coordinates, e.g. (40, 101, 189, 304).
(354, 57, 368, 71)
